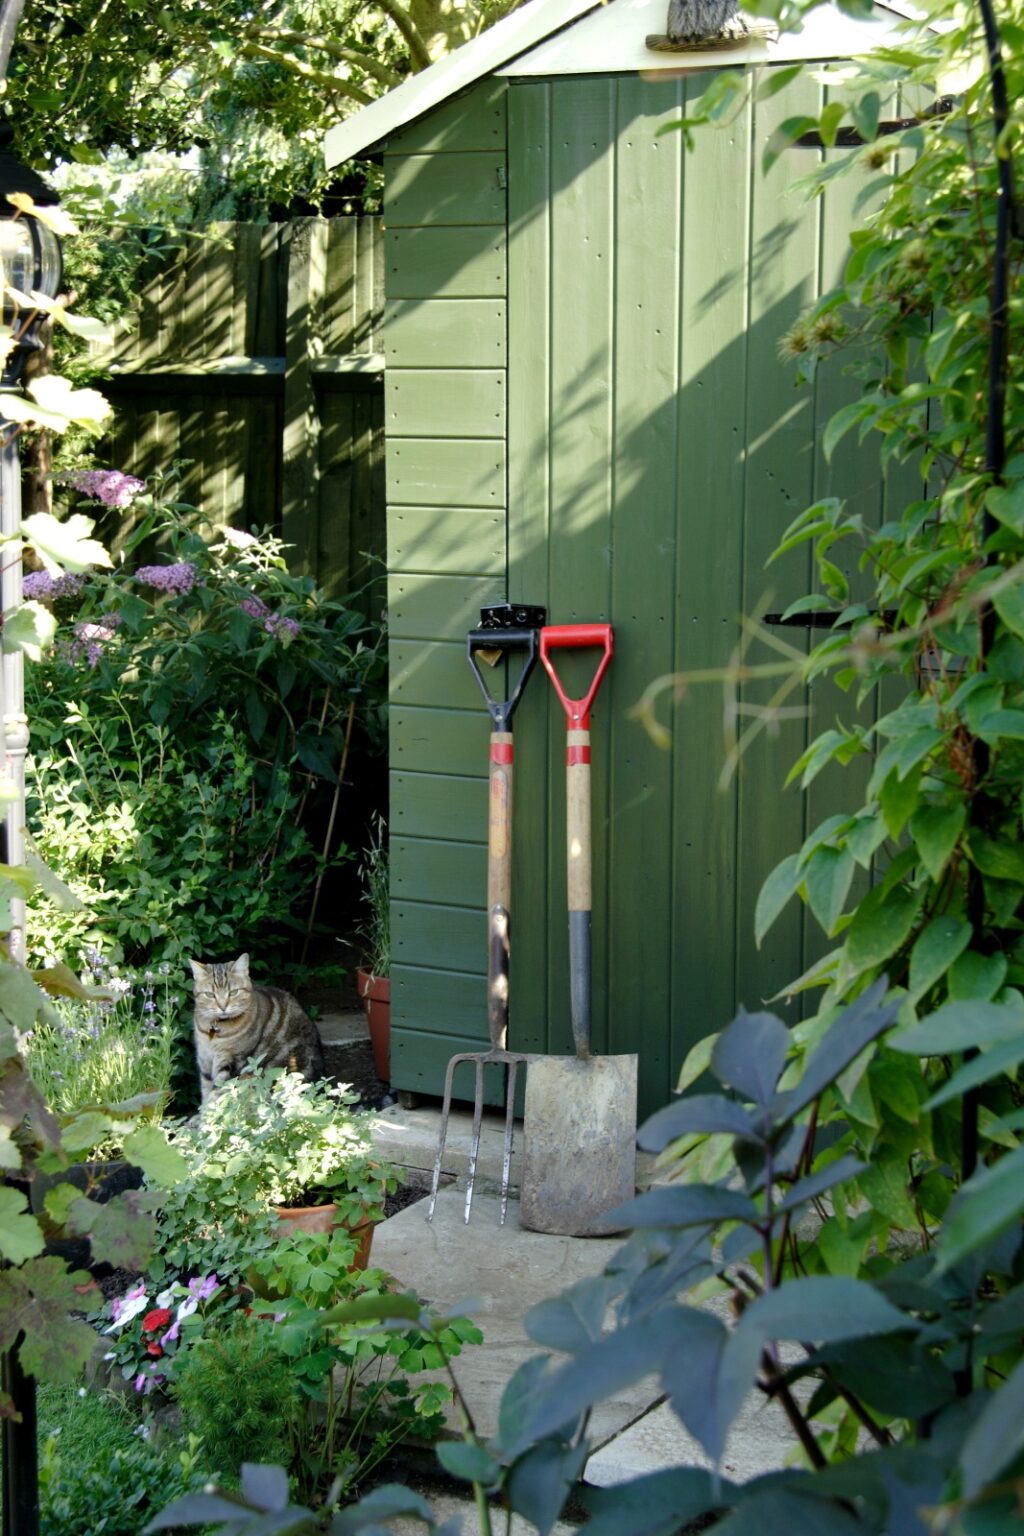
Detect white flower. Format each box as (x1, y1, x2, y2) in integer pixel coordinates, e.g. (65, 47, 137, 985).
(176, 1296, 199, 1322)
(104, 1291, 149, 1332)
(156, 1286, 179, 1310)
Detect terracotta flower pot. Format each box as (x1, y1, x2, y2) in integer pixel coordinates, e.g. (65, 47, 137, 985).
(357, 966, 391, 1082)
(273, 1201, 375, 1270)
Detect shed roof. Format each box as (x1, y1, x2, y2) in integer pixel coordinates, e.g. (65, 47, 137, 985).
(323, 0, 913, 168)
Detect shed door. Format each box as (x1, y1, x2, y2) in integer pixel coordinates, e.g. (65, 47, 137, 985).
(504, 72, 899, 1119)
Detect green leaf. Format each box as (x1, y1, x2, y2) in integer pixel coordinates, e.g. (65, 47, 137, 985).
(72, 1189, 157, 1270)
(970, 832, 1024, 884)
(818, 1217, 868, 1276)
(878, 763, 922, 841)
(823, 400, 876, 462)
(709, 1488, 865, 1536)
(911, 802, 966, 884)
(240, 1463, 289, 1513)
(777, 1153, 866, 1215)
(660, 1311, 762, 1466)
(436, 1440, 501, 1486)
(994, 582, 1024, 641)
(907, 916, 971, 1003)
(986, 481, 1024, 533)
(525, 1275, 618, 1353)
(949, 950, 1008, 1002)
(804, 846, 855, 935)
(507, 1440, 589, 1536)
(42, 1181, 82, 1227)
(937, 1144, 1024, 1273)
(637, 1095, 760, 1154)
(891, 1000, 1024, 1055)
(20, 511, 111, 575)
(582, 1469, 731, 1536)
(608, 1184, 759, 1231)
(711, 1008, 791, 1106)
(858, 1152, 918, 1229)
(850, 90, 881, 141)
(924, 1035, 1024, 1111)
(818, 100, 846, 148)
(0, 1256, 97, 1383)
(755, 853, 801, 948)
(0, 1184, 45, 1263)
(960, 1355, 1024, 1499)
(775, 978, 901, 1123)
(122, 1123, 188, 1186)
(60, 1110, 112, 1155)
(976, 707, 1024, 741)
(737, 1275, 913, 1346)
(3, 601, 56, 659)
(0, 962, 46, 1029)
(676, 1031, 717, 1093)
(845, 884, 922, 972)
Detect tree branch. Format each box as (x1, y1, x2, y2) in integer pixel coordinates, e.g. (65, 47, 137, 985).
(248, 25, 402, 87)
(0, 0, 27, 82)
(239, 41, 373, 104)
(375, 0, 431, 71)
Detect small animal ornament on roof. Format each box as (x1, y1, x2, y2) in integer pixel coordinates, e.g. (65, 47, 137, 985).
(647, 1, 778, 50)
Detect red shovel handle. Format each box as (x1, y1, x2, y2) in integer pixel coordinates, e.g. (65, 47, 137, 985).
(539, 623, 614, 730)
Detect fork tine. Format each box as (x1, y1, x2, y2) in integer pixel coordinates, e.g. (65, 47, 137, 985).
(464, 1058, 485, 1223)
(427, 1053, 461, 1221)
(499, 1059, 518, 1224)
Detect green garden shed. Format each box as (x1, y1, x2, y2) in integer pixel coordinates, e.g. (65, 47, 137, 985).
(324, 0, 919, 1120)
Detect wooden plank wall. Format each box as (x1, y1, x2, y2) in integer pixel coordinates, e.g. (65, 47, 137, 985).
(382, 81, 510, 1096)
(97, 219, 386, 598)
(507, 72, 890, 1120)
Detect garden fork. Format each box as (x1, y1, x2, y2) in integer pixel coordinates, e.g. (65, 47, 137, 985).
(427, 609, 544, 1224)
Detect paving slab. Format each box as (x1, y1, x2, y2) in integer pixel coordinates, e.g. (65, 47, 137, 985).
(370, 1186, 658, 1450)
(316, 1008, 369, 1047)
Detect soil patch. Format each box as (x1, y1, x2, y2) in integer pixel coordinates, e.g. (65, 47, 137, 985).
(322, 1036, 395, 1113)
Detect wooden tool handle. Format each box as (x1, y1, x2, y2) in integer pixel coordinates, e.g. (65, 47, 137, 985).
(566, 727, 592, 1058)
(487, 730, 513, 915)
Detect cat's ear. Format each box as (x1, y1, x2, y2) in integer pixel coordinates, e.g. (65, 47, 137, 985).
(234, 953, 250, 975)
(189, 958, 207, 979)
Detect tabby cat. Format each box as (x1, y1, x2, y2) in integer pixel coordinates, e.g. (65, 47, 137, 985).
(190, 953, 325, 1102)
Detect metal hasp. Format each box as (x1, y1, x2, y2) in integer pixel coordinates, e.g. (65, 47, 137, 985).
(427, 613, 545, 1224)
(520, 623, 638, 1238)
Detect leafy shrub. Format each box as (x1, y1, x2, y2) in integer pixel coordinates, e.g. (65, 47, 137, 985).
(153, 1068, 393, 1281)
(39, 1408, 207, 1536)
(171, 1313, 298, 1484)
(24, 477, 386, 987)
(22, 957, 178, 1126)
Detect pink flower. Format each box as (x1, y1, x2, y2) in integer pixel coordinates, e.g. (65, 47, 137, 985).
(135, 563, 198, 595)
(68, 470, 146, 509)
(240, 595, 269, 620)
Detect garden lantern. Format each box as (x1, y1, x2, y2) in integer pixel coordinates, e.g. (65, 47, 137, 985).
(0, 119, 63, 385)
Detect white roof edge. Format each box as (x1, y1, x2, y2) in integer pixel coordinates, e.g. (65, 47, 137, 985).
(324, 0, 600, 167)
(323, 0, 935, 168)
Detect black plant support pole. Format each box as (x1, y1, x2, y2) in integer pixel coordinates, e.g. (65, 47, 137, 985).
(963, 0, 1016, 1185)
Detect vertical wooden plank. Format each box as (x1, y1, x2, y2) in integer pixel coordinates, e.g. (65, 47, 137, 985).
(507, 80, 551, 1060)
(202, 223, 235, 361)
(734, 78, 823, 1015)
(605, 74, 682, 1108)
(670, 72, 751, 1076)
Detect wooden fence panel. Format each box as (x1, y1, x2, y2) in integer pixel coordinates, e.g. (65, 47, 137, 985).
(97, 219, 386, 599)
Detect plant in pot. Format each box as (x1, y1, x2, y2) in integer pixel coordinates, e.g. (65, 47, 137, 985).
(356, 814, 390, 1082)
(157, 1066, 395, 1279)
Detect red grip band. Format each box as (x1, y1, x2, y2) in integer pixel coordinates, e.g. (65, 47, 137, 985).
(566, 745, 591, 766)
(491, 742, 514, 764)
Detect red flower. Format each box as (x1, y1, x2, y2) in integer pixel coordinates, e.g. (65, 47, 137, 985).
(147, 1342, 164, 1358)
(142, 1308, 172, 1333)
